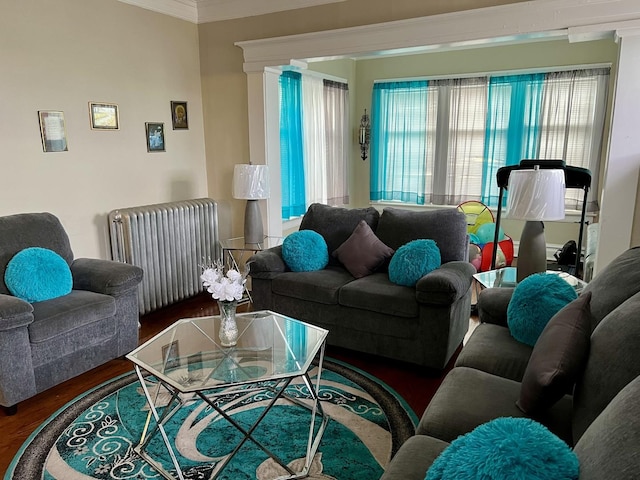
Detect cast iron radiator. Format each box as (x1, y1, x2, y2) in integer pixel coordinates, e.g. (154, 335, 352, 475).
(108, 198, 220, 315)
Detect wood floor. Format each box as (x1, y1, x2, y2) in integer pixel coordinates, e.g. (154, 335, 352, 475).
(0, 293, 455, 476)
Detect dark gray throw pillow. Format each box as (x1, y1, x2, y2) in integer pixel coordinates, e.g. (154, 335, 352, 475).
(332, 220, 394, 278)
(517, 291, 594, 414)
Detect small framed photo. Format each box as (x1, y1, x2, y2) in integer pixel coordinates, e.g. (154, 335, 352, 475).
(162, 341, 180, 370)
(145, 122, 165, 152)
(38, 110, 68, 152)
(89, 102, 119, 130)
(171, 101, 188, 130)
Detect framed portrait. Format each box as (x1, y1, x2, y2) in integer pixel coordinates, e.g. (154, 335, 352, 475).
(161, 341, 180, 370)
(145, 122, 165, 152)
(38, 110, 68, 152)
(171, 101, 188, 130)
(89, 102, 119, 130)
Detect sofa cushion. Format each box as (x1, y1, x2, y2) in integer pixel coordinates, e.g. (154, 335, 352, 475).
(379, 435, 448, 480)
(5, 247, 73, 302)
(271, 267, 354, 305)
(29, 290, 116, 343)
(517, 292, 593, 414)
(507, 273, 578, 346)
(282, 230, 329, 272)
(299, 203, 380, 266)
(425, 417, 579, 480)
(339, 273, 418, 318)
(455, 323, 533, 382)
(375, 208, 468, 264)
(389, 239, 441, 287)
(332, 220, 394, 278)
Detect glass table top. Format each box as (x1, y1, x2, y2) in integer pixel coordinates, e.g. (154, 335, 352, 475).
(473, 267, 587, 292)
(126, 310, 328, 393)
(220, 236, 283, 251)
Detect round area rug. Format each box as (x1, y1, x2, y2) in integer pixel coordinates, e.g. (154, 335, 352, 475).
(6, 359, 416, 480)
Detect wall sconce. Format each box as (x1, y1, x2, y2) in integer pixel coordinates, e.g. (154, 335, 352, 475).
(359, 109, 370, 161)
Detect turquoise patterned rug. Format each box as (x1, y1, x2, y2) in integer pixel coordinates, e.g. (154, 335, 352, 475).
(6, 359, 417, 479)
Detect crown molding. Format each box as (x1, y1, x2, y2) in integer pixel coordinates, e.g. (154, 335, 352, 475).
(116, 0, 346, 23)
(236, 0, 640, 72)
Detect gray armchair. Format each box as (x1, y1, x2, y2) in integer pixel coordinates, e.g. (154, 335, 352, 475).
(0, 212, 143, 414)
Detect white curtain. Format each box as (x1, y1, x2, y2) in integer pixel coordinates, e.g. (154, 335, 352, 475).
(324, 80, 349, 206)
(301, 75, 327, 205)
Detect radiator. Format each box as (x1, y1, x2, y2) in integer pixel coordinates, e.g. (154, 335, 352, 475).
(108, 198, 220, 315)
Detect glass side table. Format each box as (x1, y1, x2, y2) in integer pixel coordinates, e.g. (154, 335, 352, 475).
(474, 267, 587, 292)
(221, 236, 284, 304)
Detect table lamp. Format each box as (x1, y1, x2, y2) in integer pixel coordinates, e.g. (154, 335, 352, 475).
(233, 164, 270, 244)
(506, 165, 565, 283)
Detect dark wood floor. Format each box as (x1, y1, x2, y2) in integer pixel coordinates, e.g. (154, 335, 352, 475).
(0, 293, 451, 476)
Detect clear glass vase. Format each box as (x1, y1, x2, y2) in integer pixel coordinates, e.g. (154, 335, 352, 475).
(218, 300, 239, 347)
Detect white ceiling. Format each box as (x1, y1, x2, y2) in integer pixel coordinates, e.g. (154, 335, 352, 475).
(116, 0, 347, 23)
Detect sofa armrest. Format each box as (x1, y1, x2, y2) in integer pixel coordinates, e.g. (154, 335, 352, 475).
(0, 294, 33, 331)
(476, 287, 515, 326)
(71, 258, 144, 296)
(416, 261, 476, 305)
(248, 246, 287, 279)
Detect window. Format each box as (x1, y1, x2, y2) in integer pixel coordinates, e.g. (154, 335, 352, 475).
(371, 68, 609, 211)
(279, 71, 349, 220)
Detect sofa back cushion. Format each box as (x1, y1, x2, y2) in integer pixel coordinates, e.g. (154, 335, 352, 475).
(581, 246, 640, 330)
(573, 374, 640, 479)
(299, 203, 380, 266)
(571, 290, 640, 444)
(375, 207, 468, 264)
(0, 213, 74, 295)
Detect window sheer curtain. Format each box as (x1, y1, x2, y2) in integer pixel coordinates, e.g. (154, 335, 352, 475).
(280, 72, 350, 219)
(302, 75, 327, 206)
(324, 80, 350, 206)
(280, 71, 306, 220)
(537, 68, 609, 211)
(371, 81, 428, 204)
(370, 68, 609, 211)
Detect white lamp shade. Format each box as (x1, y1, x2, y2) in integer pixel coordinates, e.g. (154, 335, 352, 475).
(232, 164, 270, 200)
(506, 168, 566, 221)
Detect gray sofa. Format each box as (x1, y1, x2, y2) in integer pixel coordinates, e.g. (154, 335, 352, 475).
(0, 212, 143, 414)
(248, 203, 475, 370)
(381, 247, 640, 479)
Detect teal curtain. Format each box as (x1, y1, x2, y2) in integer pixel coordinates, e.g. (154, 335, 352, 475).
(280, 71, 306, 220)
(370, 81, 429, 204)
(481, 73, 544, 206)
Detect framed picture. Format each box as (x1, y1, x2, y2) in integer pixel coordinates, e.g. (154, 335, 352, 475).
(161, 341, 180, 370)
(38, 110, 68, 152)
(171, 101, 188, 130)
(145, 122, 165, 152)
(89, 102, 119, 130)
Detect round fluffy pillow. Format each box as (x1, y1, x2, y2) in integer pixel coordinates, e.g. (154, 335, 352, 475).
(507, 273, 578, 346)
(282, 230, 329, 272)
(5, 247, 73, 302)
(426, 417, 579, 480)
(388, 239, 441, 287)
(475, 222, 505, 245)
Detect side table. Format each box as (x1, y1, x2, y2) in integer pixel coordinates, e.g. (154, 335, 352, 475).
(221, 236, 283, 304)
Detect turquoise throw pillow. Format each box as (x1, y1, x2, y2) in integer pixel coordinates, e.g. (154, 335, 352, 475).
(282, 230, 329, 272)
(388, 239, 441, 287)
(5, 247, 73, 302)
(507, 272, 578, 346)
(425, 417, 579, 480)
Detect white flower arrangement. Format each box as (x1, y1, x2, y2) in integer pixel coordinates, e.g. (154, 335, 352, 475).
(200, 261, 247, 302)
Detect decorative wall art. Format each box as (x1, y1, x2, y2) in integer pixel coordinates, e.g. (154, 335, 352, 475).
(145, 122, 165, 152)
(38, 110, 68, 152)
(89, 102, 119, 130)
(171, 101, 188, 130)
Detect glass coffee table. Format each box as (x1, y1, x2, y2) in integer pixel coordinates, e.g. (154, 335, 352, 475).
(126, 310, 329, 480)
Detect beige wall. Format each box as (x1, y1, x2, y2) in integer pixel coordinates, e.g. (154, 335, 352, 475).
(197, 0, 530, 240)
(1, 0, 208, 259)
